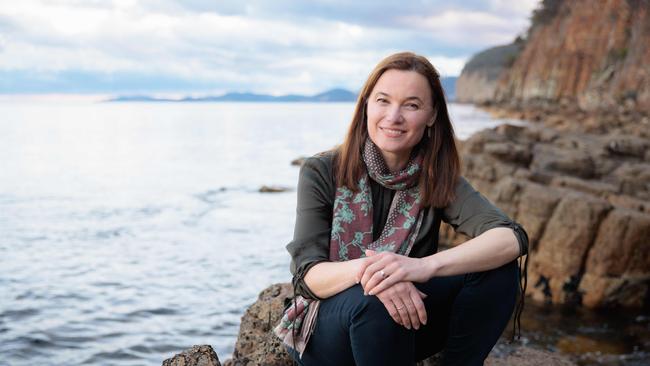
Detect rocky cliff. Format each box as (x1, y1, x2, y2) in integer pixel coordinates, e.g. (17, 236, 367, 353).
(458, 0, 650, 112)
(455, 42, 523, 103)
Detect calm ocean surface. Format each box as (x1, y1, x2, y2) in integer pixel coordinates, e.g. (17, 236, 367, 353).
(5, 101, 642, 366)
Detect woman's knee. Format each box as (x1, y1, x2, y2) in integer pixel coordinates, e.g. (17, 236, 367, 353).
(468, 260, 518, 289)
(337, 285, 398, 326)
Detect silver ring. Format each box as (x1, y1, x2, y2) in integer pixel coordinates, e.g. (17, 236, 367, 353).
(380, 270, 387, 278)
(396, 306, 404, 310)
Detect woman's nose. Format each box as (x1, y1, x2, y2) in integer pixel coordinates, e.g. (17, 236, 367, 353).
(386, 104, 403, 123)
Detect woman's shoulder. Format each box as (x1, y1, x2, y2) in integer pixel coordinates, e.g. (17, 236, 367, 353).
(297, 150, 337, 203)
(303, 149, 336, 173)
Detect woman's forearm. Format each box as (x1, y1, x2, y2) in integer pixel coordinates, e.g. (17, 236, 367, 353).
(425, 227, 520, 278)
(304, 258, 365, 299)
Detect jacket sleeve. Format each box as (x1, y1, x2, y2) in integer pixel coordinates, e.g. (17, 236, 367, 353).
(286, 155, 334, 299)
(442, 176, 529, 256)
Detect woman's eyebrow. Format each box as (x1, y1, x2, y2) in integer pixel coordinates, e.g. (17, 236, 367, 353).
(375, 92, 424, 103)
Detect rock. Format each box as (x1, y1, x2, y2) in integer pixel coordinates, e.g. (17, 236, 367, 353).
(579, 209, 650, 307)
(610, 163, 650, 199)
(528, 193, 611, 304)
(225, 283, 294, 366)
(530, 144, 596, 179)
(514, 181, 562, 248)
(163, 345, 221, 366)
(483, 142, 532, 165)
(549, 176, 619, 197)
(484, 346, 577, 366)
(259, 185, 291, 193)
(290, 157, 307, 166)
(451, 102, 650, 308)
(606, 136, 649, 159)
(556, 335, 628, 355)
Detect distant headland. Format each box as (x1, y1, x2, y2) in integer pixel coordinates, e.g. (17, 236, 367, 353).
(105, 77, 458, 103)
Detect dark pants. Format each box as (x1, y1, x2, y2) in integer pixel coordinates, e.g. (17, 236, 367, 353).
(287, 260, 519, 366)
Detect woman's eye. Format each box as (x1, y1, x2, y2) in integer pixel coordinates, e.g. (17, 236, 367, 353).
(405, 103, 419, 110)
(376, 98, 388, 104)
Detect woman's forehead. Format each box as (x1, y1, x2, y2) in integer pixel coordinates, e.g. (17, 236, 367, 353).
(372, 69, 431, 98)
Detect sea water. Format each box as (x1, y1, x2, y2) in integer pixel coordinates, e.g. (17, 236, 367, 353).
(7, 101, 640, 365)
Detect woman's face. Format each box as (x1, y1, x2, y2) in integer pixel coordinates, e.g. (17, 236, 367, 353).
(366, 69, 435, 171)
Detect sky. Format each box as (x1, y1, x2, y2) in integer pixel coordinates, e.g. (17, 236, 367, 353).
(0, 0, 539, 96)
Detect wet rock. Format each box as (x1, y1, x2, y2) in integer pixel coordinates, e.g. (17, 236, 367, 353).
(485, 346, 577, 366)
(259, 185, 291, 193)
(163, 345, 221, 366)
(556, 335, 629, 355)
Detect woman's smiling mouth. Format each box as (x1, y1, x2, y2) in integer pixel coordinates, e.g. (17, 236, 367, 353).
(380, 126, 406, 137)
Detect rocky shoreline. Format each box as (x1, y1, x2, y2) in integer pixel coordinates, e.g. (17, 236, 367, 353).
(442, 104, 649, 308)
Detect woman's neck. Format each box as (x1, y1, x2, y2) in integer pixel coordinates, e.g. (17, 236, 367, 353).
(382, 151, 409, 173)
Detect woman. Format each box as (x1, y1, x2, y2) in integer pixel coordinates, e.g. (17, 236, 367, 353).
(274, 52, 528, 366)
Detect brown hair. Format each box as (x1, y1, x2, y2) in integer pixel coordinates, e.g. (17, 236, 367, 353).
(333, 51, 460, 208)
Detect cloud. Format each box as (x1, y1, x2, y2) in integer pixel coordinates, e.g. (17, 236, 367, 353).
(0, 0, 539, 94)
(398, 9, 531, 47)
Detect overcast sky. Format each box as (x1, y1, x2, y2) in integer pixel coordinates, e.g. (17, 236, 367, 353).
(0, 0, 539, 96)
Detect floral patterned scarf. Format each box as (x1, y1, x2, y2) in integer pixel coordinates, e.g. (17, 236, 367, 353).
(274, 138, 425, 356)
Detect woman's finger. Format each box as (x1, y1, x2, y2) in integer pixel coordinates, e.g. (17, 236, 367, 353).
(393, 298, 412, 329)
(409, 287, 428, 326)
(363, 268, 389, 295)
(367, 266, 403, 295)
(355, 250, 382, 282)
(356, 255, 376, 283)
(403, 298, 420, 329)
(360, 257, 389, 288)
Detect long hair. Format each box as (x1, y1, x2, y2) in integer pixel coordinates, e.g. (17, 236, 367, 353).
(334, 51, 460, 208)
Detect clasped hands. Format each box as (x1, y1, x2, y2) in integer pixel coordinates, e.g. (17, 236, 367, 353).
(355, 249, 431, 330)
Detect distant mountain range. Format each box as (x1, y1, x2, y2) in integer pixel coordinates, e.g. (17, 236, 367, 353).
(107, 77, 458, 103)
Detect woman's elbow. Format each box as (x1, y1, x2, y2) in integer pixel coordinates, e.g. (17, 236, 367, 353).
(490, 226, 522, 260)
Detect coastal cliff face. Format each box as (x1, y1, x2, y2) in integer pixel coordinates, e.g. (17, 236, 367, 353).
(458, 0, 650, 112)
(455, 43, 522, 104)
(495, 0, 650, 111)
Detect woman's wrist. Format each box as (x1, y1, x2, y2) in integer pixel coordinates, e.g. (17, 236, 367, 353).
(424, 254, 443, 279)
